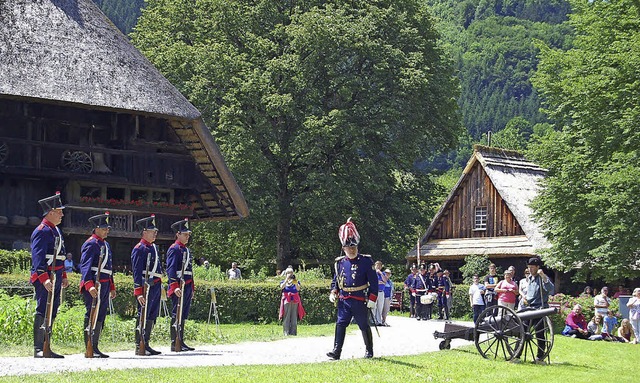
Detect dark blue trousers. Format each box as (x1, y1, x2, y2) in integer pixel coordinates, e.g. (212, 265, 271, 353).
(34, 269, 63, 318)
(137, 282, 161, 321)
(170, 284, 193, 320)
(83, 281, 112, 322)
(337, 298, 370, 330)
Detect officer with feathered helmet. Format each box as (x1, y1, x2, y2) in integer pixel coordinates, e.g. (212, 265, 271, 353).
(79, 211, 116, 357)
(131, 214, 163, 355)
(166, 218, 195, 352)
(327, 218, 378, 360)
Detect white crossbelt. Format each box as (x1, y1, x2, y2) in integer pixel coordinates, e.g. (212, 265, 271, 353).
(91, 267, 113, 275)
(178, 271, 192, 277)
(143, 271, 163, 278)
(46, 254, 66, 266)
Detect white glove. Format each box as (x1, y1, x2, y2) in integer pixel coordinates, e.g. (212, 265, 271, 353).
(367, 299, 376, 309)
(329, 292, 337, 303)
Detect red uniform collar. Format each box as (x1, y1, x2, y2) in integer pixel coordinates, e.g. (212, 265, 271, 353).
(174, 240, 186, 248)
(91, 233, 105, 242)
(140, 238, 153, 246)
(41, 218, 56, 229)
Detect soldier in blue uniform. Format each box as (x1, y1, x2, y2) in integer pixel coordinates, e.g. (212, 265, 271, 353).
(80, 212, 116, 358)
(404, 265, 417, 318)
(327, 218, 378, 360)
(411, 264, 430, 321)
(166, 218, 195, 352)
(30, 192, 68, 358)
(131, 214, 162, 355)
(436, 269, 450, 320)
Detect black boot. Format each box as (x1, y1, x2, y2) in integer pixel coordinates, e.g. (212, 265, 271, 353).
(180, 326, 194, 351)
(145, 320, 161, 355)
(134, 317, 149, 356)
(34, 314, 45, 358)
(92, 321, 109, 358)
(34, 315, 63, 358)
(362, 327, 374, 358)
(327, 325, 346, 360)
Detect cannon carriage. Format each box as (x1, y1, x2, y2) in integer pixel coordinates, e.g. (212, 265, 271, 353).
(434, 306, 557, 362)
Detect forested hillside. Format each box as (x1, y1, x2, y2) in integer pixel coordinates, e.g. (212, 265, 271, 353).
(93, 0, 144, 34)
(426, 0, 573, 143)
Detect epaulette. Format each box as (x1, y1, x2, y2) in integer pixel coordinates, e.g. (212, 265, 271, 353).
(134, 243, 142, 249)
(37, 224, 45, 231)
(335, 255, 345, 261)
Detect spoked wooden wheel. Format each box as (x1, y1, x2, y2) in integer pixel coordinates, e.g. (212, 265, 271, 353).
(61, 150, 93, 173)
(521, 315, 554, 362)
(0, 141, 8, 164)
(474, 306, 524, 361)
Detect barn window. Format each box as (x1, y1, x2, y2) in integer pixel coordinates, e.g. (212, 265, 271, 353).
(474, 206, 487, 230)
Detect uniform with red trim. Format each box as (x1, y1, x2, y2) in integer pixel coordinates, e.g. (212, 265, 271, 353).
(30, 192, 66, 358)
(327, 218, 378, 360)
(166, 218, 195, 351)
(79, 212, 115, 358)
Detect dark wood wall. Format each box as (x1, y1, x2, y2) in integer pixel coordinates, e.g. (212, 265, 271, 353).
(429, 162, 523, 240)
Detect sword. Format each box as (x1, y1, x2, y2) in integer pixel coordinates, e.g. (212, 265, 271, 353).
(368, 306, 380, 337)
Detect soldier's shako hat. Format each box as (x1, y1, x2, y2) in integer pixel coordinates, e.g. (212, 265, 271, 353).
(88, 212, 111, 229)
(38, 191, 65, 217)
(338, 217, 360, 247)
(136, 214, 158, 231)
(527, 256, 543, 266)
(171, 218, 191, 234)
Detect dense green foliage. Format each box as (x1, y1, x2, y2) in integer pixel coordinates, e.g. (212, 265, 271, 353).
(425, 0, 573, 142)
(528, 0, 640, 281)
(131, 0, 461, 270)
(93, 0, 144, 35)
(0, 249, 30, 273)
(459, 255, 493, 284)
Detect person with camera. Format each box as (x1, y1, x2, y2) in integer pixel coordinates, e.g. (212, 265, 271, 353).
(327, 218, 378, 360)
(279, 267, 305, 336)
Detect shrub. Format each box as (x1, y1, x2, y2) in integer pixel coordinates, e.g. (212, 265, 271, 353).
(0, 249, 31, 273)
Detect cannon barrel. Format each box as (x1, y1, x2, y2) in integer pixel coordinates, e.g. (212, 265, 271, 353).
(516, 307, 557, 321)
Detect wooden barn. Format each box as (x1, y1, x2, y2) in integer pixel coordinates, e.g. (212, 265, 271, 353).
(406, 145, 549, 283)
(0, 0, 248, 265)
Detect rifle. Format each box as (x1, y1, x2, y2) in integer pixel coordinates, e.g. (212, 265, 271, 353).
(137, 252, 152, 356)
(173, 249, 188, 352)
(42, 235, 63, 358)
(85, 245, 105, 358)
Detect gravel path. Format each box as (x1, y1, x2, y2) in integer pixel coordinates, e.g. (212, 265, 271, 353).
(0, 316, 474, 376)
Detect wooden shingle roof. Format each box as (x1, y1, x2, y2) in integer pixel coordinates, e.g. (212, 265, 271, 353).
(408, 145, 548, 260)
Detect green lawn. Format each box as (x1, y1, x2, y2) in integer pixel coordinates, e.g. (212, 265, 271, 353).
(1, 336, 638, 382)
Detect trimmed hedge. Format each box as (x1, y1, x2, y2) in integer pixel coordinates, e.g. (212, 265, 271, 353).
(0, 273, 337, 324)
(0, 272, 479, 324)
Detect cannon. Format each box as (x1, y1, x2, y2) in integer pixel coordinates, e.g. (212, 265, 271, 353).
(433, 306, 557, 362)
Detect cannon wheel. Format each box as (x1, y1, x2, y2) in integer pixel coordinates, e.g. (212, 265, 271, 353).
(439, 340, 451, 350)
(521, 315, 554, 362)
(61, 150, 93, 173)
(474, 306, 524, 361)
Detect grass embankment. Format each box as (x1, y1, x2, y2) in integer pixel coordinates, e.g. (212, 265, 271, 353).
(1, 334, 639, 383)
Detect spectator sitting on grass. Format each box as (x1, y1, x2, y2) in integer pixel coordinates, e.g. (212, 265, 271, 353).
(562, 304, 591, 339)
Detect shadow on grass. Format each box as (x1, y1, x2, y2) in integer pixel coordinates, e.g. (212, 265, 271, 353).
(374, 357, 425, 369)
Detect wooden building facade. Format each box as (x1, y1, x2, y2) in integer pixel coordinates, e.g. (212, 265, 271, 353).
(0, 0, 248, 265)
(406, 146, 549, 282)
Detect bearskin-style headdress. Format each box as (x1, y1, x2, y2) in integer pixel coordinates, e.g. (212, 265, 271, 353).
(338, 217, 360, 247)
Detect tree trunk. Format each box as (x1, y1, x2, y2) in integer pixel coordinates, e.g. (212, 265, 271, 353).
(276, 179, 293, 271)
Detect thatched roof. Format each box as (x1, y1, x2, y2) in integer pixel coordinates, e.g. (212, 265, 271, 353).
(0, 0, 248, 220)
(0, 0, 198, 119)
(408, 145, 548, 260)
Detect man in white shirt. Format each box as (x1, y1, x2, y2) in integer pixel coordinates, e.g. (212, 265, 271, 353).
(468, 275, 486, 323)
(594, 286, 611, 317)
(228, 262, 242, 280)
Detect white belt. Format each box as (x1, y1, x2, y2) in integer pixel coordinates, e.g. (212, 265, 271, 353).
(91, 267, 112, 275)
(144, 271, 162, 278)
(178, 271, 192, 277)
(46, 254, 65, 265)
